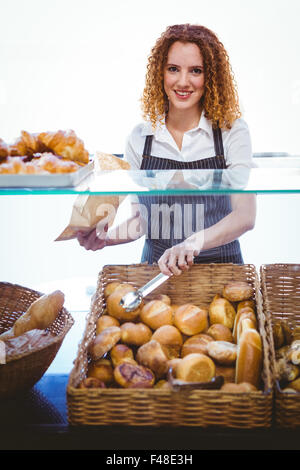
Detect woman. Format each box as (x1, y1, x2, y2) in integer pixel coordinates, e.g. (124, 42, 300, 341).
(77, 24, 256, 276)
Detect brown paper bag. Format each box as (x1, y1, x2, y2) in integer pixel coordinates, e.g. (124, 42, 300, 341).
(55, 151, 130, 241)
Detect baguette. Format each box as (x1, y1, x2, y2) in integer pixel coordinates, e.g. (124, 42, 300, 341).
(235, 327, 263, 388)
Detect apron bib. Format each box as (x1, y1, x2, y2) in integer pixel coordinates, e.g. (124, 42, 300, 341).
(138, 126, 243, 264)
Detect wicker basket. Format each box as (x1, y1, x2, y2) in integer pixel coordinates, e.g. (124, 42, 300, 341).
(67, 263, 273, 428)
(0, 282, 74, 398)
(260, 264, 300, 428)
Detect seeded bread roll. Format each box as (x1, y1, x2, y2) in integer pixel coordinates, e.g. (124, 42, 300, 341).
(114, 362, 155, 388)
(222, 281, 253, 302)
(151, 325, 183, 359)
(207, 341, 237, 366)
(181, 334, 214, 357)
(207, 324, 234, 343)
(174, 304, 209, 336)
(208, 295, 236, 330)
(88, 326, 121, 361)
(176, 353, 216, 383)
(120, 322, 152, 346)
(140, 300, 173, 330)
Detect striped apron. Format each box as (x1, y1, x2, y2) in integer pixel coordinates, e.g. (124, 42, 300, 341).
(138, 126, 243, 264)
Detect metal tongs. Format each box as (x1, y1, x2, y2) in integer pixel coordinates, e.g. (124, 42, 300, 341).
(119, 272, 172, 312)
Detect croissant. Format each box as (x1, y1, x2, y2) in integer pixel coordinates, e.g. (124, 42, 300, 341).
(0, 138, 9, 158)
(8, 130, 48, 157)
(36, 153, 80, 173)
(38, 129, 89, 164)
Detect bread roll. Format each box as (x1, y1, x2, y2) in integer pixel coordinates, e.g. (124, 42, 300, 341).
(236, 317, 257, 344)
(208, 295, 236, 330)
(110, 343, 136, 367)
(87, 358, 114, 383)
(181, 334, 214, 357)
(167, 358, 183, 375)
(154, 380, 171, 390)
(237, 300, 255, 312)
(222, 281, 253, 302)
(104, 282, 122, 298)
(174, 304, 209, 336)
(140, 300, 173, 330)
(232, 307, 257, 343)
(88, 326, 121, 361)
(285, 377, 300, 392)
(106, 284, 142, 322)
(155, 294, 171, 305)
(96, 315, 120, 334)
(176, 353, 216, 383)
(151, 325, 183, 359)
(12, 290, 65, 337)
(79, 377, 106, 389)
(276, 358, 300, 382)
(113, 362, 155, 388)
(220, 382, 257, 393)
(215, 365, 236, 384)
(206, 324, 233, 343)
(207, 341, 237, 366)
(235, 328, 263, 388)
(136, 340, 168, 378)
(120, 322, 152, 346)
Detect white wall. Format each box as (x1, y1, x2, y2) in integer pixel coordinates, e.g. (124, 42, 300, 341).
(1, 0, 300, 312)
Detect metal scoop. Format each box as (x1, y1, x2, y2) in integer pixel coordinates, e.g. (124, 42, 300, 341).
(119, 272, 171, 312)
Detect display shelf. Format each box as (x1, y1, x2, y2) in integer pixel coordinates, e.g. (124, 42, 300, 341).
(1, 163, 300, 195)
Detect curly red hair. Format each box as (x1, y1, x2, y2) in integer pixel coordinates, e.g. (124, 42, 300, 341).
(141, 24, 241, 130)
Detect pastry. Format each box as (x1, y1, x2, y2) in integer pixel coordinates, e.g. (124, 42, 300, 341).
(113, 362, 155, 388)
(174, 304, 209, 336)
(140, 300, 173, 330)
(176, 353, 216, 383)
(38, 129, 89, 164)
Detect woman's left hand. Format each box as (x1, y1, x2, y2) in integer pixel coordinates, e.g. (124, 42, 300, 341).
(158, 233, 203, 276)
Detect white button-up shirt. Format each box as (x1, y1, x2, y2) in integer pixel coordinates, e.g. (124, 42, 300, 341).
(124, 113, 255, 170)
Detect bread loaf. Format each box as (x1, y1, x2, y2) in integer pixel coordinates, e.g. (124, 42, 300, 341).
(235, 327, 263, 388)
(174, 304, 209, 335)
(222, 281, 253, 302)
(176, 353, 216, 383)
(208, 295, 236, 330)
(140, 300, 173, 330)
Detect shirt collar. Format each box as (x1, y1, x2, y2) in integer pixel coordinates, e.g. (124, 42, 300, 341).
(140, 112, 213, 138)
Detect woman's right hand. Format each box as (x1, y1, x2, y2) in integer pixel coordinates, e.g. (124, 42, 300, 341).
(76, 223, 108, 251)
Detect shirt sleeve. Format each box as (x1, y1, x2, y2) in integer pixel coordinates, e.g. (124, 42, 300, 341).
(123, 124, 145, 170)
(224, 118, 257, 169)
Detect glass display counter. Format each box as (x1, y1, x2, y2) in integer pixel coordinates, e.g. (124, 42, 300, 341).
(1, 159, 300, 450)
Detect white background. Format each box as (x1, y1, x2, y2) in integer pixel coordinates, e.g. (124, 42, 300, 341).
(0, 0, 300, 336)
